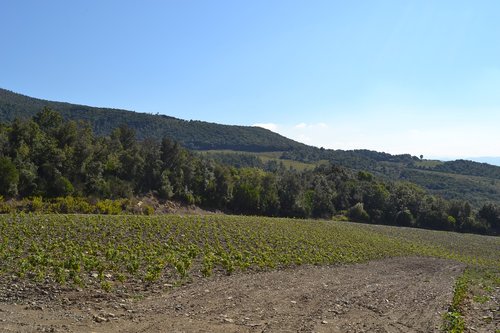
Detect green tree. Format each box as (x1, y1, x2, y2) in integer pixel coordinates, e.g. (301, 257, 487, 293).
(231, 168, 263, 214)
(158, 170, 174, 199)
(33, 107, 63, 135)
(277, 171, 304, 217)
(309, 174, 335, 218)
(260, 173, 280, 216)
(0, 156, 19, 196)
(478, 203, 500, 232)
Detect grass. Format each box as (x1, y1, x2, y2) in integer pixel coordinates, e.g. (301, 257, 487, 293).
(413, 159, 445, 168)
(200, 149, 327, 171)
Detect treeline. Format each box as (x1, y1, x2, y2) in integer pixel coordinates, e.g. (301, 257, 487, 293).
(0, 108, 498, 234)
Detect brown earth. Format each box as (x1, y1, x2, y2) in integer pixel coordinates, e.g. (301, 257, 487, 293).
(462, 281, 499, 333)
(0, 257, 468, 333)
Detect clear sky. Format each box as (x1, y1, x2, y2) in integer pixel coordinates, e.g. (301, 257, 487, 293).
(2, 0, 499, 160)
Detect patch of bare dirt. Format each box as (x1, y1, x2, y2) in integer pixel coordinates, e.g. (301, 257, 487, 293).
(138, 196, 220, 215)
(462, 284, 499, 333)
(0, 257, 466, 333)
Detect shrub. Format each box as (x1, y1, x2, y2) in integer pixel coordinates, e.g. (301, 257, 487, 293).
(49, 197, 94, 214)
(348, 203, 370, 223)
(142, 204, 155, 215)
(96, 199, 122, 215)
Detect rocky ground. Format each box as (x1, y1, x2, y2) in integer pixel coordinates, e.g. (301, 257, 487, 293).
(0, 257, 493, 333)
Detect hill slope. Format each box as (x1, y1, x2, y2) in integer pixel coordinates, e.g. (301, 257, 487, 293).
(0, 88, 306, 152)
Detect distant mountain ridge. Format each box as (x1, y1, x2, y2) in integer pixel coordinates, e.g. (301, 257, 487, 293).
(0, 88, 306, 152)
(1, 87, 500, 207)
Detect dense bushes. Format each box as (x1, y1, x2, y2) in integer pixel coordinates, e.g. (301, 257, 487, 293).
(0, 196, 157, 215)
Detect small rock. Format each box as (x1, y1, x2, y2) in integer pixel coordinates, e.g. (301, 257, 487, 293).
(322, 320, 328, 324)
(93, 315, 108, 323)
(224, 318, 235, 323)
(291, 301, 297, 304)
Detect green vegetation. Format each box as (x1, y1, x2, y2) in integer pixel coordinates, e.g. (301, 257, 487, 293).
(2, 88, 500, 206)
(359, 224, 499, 267)
(1, 108, 499, 234)
(413, 159, 445, 168)
(442, 271, 468, 333)
(200, 150, 325, 171)
(208, 148, 500, 207)
(286, 149, 500, 207)
(440, 266, 499, 333)
(0, 196, 155, 215)
(400, 168, 500, 207)
(431, 159, 500, 179)
(0, 214, 498, 291)
(1, 90, 498, 331)
(0, 88, 304, 152)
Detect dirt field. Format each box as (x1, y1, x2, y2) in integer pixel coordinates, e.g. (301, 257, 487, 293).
(0, 257, 467, 333)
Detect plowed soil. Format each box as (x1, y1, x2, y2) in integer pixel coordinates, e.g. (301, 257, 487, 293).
(0, 257, 467, 333)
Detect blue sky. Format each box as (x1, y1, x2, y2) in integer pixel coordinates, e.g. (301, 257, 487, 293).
(1, 1, 499, 159)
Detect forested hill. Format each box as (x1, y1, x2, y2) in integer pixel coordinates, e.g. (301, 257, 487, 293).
(2, 87, 500, 207)
(0, 88, 306, 152)
(281, 148, 500, 206)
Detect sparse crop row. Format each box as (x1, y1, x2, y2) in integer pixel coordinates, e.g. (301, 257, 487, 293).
(0, 214, 498, 291)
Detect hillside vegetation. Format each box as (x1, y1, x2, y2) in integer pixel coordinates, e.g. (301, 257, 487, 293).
(208, 149, 500, 207)
(2, 87, 500, 208)
(1, 108, 499, 234)
(0, 88, 304, 152)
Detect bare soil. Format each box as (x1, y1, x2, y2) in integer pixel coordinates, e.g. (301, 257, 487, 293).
(462, 283, 499, 333)
(0, 257, 468, 333)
